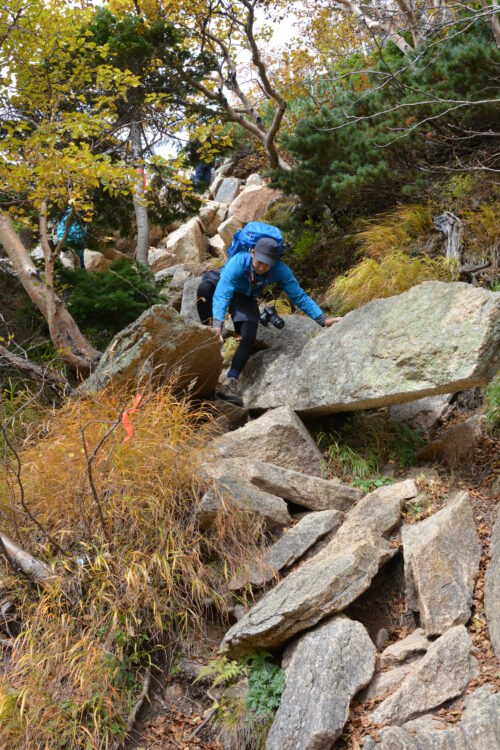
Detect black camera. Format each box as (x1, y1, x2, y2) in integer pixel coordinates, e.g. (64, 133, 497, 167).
(259, 306, 285, 329)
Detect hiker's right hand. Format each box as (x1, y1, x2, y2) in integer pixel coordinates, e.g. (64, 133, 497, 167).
(213, 328, 223, 343)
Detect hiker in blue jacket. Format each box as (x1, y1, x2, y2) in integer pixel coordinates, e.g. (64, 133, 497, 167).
(196, 237, 340, 405)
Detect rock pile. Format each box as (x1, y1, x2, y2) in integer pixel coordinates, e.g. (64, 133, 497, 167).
(195, 370, 499, 748)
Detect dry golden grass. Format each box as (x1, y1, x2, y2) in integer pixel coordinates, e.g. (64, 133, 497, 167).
(354, 204, 434, 260)
(326, 251, 453, 313)
(0, 386, 264, 749)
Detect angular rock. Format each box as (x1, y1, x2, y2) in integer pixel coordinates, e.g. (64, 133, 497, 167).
(389, 394, 453, 433)
(361, 659, 423, 703)
(148, 245, 178, 274)
(403, 491, 481, 636)
(83, 249, 112, 272)
(207, 458, 363, 511)
(212, 406, 325, 476)
(364, 685, 500, 749)
(370, 626, 477, 726)
(485, 506, 500, 660)
(154, 263, 187, 283)
(380, 629, 430, 667)
(222, 480, 417, 653)
(208, 234, 225, 256)
(197, 475, 291, 529)
(217, 215, 243, 248)
(214, 177, 242, 205)
(199, 201, 227, 235)
(232, 510, 344, 588)
(81, 305, 222, 396)
(227, 185, 280, 223)
(245, 173, 263, 187)
(242, 282, 500, 415)
(266, 616, 376, 750)
(180, 276, 203, 323)
(164, 217, 207, 264)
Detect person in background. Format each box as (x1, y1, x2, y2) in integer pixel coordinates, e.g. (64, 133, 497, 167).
(56, 208, 88, 269)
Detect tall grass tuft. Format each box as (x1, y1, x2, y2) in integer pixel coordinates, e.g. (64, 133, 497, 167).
(326, 251, 452, 313)
(0, 386, 264, 749)
(354, 204, 434, 260)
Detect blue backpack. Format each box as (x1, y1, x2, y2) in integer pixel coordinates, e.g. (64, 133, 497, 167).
(227, 221, 284, 260)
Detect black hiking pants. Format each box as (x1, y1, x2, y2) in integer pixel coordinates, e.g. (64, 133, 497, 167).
(196, 273, 259, 375)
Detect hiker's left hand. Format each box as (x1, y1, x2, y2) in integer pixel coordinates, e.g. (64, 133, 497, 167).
(323, 317, 342, 327)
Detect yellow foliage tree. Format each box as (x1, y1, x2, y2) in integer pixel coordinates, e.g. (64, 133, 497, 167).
(0, 1, 139, 371)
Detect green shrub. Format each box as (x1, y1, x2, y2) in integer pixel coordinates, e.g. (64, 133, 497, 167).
(316, 413, 426, 481)
(59, 258, 162, 344)
(484, 374, 500, 434)
(197, 652, 285, 749)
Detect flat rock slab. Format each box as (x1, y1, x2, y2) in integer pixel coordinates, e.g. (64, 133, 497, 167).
(212, 406, 325, 476)
(230, 510, 344, 588)
(180, 276, 203, 323)
(266, 616, 376, 750)
(361, 659, 423, 703)
(207, 457, 363, 511)
(485, 506, 500, 660)
(197, 475, 291, 529)
(214, 177, 242, 205)
(81, 305, 222, 396)
(403, 491, 481, 636)
(370, 626, 477, 727)
(242, 281, 500, 415)
(380, 628, 430, 667)
(222, 480, 417, 654)
(363, 685, 500, 749)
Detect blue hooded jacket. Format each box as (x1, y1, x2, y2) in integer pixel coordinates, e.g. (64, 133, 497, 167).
(212, 252, 324, 326)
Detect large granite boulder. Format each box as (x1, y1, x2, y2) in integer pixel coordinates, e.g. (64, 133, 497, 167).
(370, 626, 477, 727)
(163, 217, 207, 264)
(227, 185, 280, 223)
(241, 282, 500, 415)
(363, 686, 500, 749)
(222, 480, 417, 654)
(251, 313, 318, 351)
(266, 616, 376, 750)
(81, 305, 222, 396)
(403, 491, 481, 636)
(485, 506, 500, 660)
(211, 406, 325, 476)
(206, 458, 363, 511)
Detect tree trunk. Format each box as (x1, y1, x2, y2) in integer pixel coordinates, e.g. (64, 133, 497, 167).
(0, 211, 101, 373)
(0, 532, 57, 586)
(129, 122, 150, 266)
(434, 212, 463, 264)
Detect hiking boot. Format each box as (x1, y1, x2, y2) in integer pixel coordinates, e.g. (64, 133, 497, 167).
(215, 377, 243, 407)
